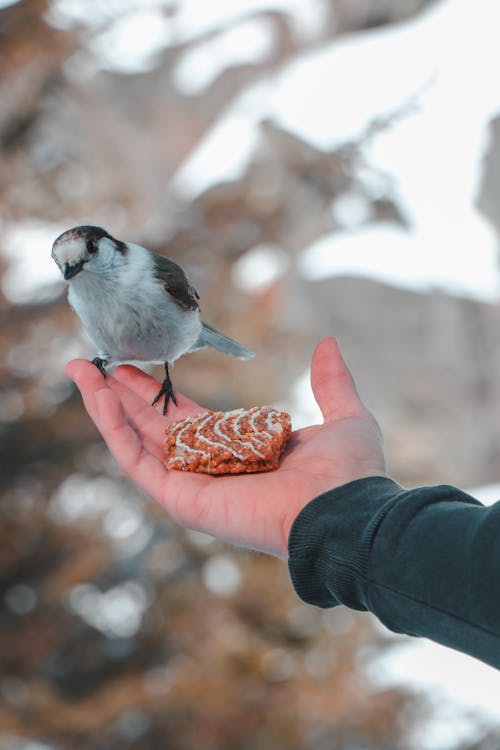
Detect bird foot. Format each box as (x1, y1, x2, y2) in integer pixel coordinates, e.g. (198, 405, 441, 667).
(91, 357, 108, 378)
(152, 368, 177, 415)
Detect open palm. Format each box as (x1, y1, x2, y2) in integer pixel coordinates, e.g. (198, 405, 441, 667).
(66, 338, 385, 560)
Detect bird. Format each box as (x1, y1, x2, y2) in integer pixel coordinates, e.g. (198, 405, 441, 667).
(52, 225, 254, 413)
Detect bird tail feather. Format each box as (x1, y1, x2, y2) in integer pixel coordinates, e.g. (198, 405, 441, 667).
(195, 322, 254, 359)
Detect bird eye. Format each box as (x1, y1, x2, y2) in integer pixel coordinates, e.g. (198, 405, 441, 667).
(87, 239, 97, 254)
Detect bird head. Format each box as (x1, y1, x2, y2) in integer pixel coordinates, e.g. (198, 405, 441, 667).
(52, 225, 128, 281)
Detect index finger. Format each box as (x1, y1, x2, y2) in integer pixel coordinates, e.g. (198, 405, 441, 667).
(66, 358, 108, 421)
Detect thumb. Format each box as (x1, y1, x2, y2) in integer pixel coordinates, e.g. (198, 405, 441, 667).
(311, 337, 367, 422)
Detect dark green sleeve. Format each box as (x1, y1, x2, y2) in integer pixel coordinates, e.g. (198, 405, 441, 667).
(287, 476, 500, 669)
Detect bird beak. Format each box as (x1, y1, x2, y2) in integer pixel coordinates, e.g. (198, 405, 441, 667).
(64, 260, 85, 280)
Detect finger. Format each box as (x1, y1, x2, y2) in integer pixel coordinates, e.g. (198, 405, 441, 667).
(66, 358, 108, 421)
(66, 360, 164, 459)
(94, 388, 168, 498)
(112, 364, 202, 416)
(311, 337, 366, 422)
(105, 375, 171, 448)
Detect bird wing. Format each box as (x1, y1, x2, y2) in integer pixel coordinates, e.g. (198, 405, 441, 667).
(152, 254, 200, 311)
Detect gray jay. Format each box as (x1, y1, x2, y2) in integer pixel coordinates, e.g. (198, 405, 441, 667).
(52, 225, 254, 413)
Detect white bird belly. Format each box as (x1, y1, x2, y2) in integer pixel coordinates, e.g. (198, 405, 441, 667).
(69, 280, 201, 364)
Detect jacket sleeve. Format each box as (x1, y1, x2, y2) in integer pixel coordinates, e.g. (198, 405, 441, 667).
(287, 476, 500, 669)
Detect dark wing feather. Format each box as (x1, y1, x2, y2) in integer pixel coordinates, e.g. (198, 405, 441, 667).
(152, 254, 200, 311)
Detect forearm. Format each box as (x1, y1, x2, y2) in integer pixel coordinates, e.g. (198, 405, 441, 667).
(288, 477, 500, 668)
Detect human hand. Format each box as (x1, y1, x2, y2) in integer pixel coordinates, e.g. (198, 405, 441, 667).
(66, 338, 386, 560)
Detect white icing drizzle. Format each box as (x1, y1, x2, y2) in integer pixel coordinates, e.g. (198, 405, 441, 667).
(248, 407, 280, 448)
(169, 412, 213, 466)
(200, 413, 247, 460)
(212, 408, 266, 459)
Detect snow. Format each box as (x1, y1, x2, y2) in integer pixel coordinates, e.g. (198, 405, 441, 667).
(330, 190, 374, 229)
(47, 0, 330, 74)
(172, 0, 500, 304)
(88, 10, 173, 74)
(172, 17, 276, 96)
(1, 221, 67, 304)
(275, 368, 321, 431)
(44, 0, 500, 313)
(10, 0, 500, 354)
(232, 243, 289, 294)
(154, 0, 330, 45)
(46, 0, 169, 32)
(366, 637, 500, 750)
(172, 95, 264, 196)
(298, 220, 500, 302)
(9, 0, 500, 342)
(269, 22, 435, 150)
(270, 0, 500, 151)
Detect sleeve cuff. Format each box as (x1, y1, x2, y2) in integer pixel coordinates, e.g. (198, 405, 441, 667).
(287, 476, 409, 609)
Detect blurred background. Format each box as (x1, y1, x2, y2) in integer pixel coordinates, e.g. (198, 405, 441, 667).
(2, 0, 500, 748)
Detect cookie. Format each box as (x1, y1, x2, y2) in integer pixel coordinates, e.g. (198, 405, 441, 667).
(164, 406, 292, 474)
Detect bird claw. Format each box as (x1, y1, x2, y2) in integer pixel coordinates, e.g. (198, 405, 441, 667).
(152, 363, 177, 415)
(91, 357, 107, 378)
